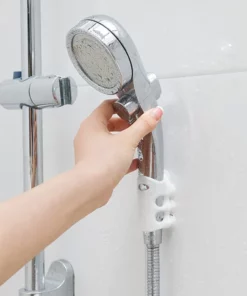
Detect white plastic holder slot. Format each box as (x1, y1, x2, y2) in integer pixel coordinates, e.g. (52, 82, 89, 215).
(138, 170, 176, 232)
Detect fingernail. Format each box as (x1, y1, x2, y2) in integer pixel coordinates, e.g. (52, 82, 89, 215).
(150, 106, 164, 120)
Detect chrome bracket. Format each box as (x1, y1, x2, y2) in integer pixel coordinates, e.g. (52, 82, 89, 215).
(19, 260, 74, 296)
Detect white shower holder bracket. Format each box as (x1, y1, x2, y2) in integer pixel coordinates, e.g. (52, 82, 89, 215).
(138, 170, 176, 232)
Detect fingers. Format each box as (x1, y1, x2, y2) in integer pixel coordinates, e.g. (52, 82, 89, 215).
(127, 159, 139, 174)
(122, 107, 164, 147)
(90, 99, 116, 126)
(107, 117, 130, 132)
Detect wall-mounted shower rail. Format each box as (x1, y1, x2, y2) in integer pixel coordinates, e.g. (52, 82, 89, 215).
(20, 0, 45, 291)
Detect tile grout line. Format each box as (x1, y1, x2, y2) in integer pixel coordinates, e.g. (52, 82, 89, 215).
(76, 68, 247, 89)
(157, 68, 247, 80)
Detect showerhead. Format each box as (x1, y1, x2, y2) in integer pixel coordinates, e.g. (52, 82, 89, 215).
(66, 15, 161, 122)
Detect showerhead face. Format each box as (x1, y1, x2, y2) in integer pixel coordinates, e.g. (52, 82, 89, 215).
(66, 17, 133, 95)
(72, 33, 121, 90)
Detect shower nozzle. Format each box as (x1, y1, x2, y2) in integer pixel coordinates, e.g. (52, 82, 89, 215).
(66, 15, 161, 123)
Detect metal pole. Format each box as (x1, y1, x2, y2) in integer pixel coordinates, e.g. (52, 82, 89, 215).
(20, 0, 45, 291)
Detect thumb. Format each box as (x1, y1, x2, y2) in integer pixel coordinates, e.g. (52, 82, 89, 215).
(122, 106, 163, 147)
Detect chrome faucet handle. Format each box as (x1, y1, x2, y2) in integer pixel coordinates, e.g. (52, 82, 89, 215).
(0, 75, 78, 110)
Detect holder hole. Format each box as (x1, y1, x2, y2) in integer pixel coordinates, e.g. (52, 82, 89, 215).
(139, 184, 149, 191)
(156, 196, 165, 207)
(156, 211, 165, 222)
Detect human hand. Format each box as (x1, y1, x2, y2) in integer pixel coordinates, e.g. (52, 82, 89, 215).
(74, 99, 163, 208)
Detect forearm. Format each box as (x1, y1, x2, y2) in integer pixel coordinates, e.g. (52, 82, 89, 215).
(0, 101, 162, 285)
(0, 166, 94, 285)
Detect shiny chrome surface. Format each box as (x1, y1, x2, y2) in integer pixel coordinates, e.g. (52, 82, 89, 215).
(144, 230, 163, 247)
(23, 106, 44, 291)
(0, 76, 77, 109)
(147, 246, 160, 296)
(19, 260, 74, 296)
(21, 0, 45, 292)
(67, 15, 164, 296)
(67, 19, 132, 95)
(144, 230, 162, 296)
(113, 91, 140, 123)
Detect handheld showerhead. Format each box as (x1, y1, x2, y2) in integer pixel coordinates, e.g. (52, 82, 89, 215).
(66, 15, 161, 123)
(66, 16, 175, 296)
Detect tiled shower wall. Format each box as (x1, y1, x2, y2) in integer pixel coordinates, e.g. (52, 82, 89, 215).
(1, 1, 247, 295)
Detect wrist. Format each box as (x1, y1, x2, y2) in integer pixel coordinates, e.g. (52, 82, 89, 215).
(71, 162, 113, 214)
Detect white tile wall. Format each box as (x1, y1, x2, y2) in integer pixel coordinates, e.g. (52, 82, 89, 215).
(0, 1, 21, 81)
(41, 0, 247, 83)
(1, 0, 247, 296)
(159, 73, 247, 295)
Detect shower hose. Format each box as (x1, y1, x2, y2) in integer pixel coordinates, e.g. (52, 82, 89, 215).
(146, 245, 160, 296)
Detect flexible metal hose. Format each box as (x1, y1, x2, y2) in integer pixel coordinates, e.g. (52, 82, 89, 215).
(144, 230, 162, 296)
(146, 246, 160, 296)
